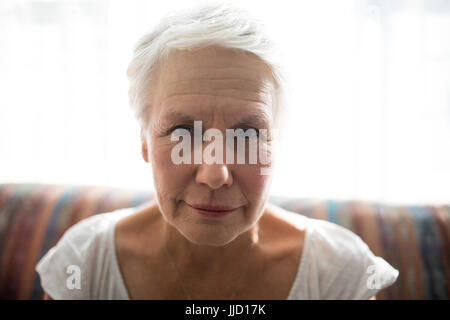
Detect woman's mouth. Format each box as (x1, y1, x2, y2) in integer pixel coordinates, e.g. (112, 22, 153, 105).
(186, 202, 239, 218)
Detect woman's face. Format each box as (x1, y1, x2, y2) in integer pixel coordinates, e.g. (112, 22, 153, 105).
(141, 46, 277, 246)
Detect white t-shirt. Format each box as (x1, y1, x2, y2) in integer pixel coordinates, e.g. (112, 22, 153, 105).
(35, 206, 399, 300)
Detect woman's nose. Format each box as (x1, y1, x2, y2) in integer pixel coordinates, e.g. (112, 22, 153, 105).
(195, 162, 233, 189)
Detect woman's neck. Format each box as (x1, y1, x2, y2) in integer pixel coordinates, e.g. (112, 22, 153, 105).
(159, 216, 261, 275)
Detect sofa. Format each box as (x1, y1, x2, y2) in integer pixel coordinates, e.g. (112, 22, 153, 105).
(0, 183, 448, 300)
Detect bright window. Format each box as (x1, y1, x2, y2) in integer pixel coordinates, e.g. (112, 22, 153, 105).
(1, 0, 449, 205)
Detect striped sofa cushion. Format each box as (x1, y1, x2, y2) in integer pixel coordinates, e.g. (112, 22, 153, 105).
(0, 183, 448, 299)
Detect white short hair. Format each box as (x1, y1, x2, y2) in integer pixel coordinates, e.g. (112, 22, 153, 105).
(126, 2, 286, 132)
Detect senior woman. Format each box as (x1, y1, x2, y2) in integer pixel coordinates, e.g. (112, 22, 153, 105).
(35, 3, 398, 300)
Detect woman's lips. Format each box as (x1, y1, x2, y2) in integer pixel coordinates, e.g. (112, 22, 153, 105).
(186, 202, 239, 218)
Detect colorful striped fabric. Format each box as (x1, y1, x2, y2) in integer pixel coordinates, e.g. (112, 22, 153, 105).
(0, 183, 448, 300)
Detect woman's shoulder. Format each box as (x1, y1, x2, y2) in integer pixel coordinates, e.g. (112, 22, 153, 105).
(264, 202, 308, 232)
(67, 207, 135, 237)
(293, 214, 399, 299)
(51, 207, 136, 253)
(262, 203, 308, 256)
(266, 202, 364, 247)
(306, 216, 370, 256)
(35, 207, 136, 299)
(261, 202, 376, 260)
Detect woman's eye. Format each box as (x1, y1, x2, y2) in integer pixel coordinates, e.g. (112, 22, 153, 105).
(168, 125, 260, 138)
(169, 125, 193, 135)
(235, 127, 259, 139)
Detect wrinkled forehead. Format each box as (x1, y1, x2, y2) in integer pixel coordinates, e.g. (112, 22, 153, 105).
(157, 46, 274, 82)
(148, 46, 276, 124)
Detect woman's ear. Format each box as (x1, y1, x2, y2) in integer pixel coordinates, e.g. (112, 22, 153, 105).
(140, 128, 150, 163)
(141, 139, 149, 163)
